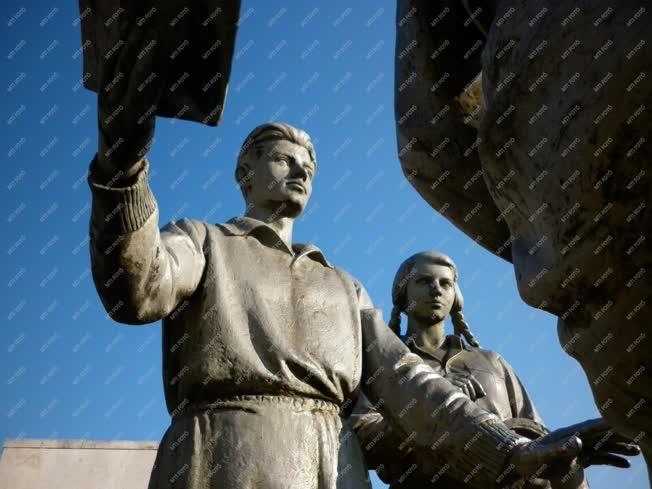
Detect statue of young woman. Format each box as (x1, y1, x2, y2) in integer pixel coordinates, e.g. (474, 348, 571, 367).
(352, 251, 593, 488)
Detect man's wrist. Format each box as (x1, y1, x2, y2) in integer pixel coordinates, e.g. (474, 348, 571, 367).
(88, 155, 156, 235)
(97, 113, 155, 179)
(498, 446, 526, 488)
(91, 152, 147, 188)
(441, 419, 529, 488)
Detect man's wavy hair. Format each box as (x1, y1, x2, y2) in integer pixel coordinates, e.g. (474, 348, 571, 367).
(235, 123, 316, 199)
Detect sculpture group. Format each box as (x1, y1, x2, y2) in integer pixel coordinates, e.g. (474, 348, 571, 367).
(79, 0, 649, 487)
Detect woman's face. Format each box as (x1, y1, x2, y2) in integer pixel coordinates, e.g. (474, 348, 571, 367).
(405, 258, 456, 324)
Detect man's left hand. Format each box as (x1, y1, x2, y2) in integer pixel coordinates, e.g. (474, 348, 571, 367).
(508, 418, 640, 486)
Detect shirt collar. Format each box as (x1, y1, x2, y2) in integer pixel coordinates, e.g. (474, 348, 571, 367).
(221, 216, 333, 269)
(402, 334, 470, 362)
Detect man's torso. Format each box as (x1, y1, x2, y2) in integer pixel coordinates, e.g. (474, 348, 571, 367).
(160, 218, 364, 416)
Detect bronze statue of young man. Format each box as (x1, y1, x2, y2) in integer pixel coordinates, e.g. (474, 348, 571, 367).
(85, 39, 638, 488)
(351, 252, 595, 488)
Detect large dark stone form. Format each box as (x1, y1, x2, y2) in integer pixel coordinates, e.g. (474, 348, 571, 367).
(395, 0, 651, 473)
(79, 0, 241, 126)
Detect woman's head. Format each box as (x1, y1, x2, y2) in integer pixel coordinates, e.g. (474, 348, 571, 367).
(389, 251, 479, 346)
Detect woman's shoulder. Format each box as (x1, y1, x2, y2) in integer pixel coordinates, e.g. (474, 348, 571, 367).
(465, 344, 506, 369)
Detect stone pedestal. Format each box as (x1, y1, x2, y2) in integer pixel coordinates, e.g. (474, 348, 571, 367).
(0, 439, 157, 489)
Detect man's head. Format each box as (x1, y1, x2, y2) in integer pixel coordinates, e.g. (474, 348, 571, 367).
(235, 123, 316, 218)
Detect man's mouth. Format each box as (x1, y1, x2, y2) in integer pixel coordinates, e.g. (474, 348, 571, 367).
(285, 181, 305, 193)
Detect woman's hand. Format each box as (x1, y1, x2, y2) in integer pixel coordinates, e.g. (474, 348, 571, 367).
(445, 369, 486, 401)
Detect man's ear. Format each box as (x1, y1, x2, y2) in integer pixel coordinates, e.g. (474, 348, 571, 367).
(235, 159, 253, 197)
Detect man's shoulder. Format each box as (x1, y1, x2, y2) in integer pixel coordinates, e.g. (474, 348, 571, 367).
(331, 265, 360, 287)
(161, 218, 231, 234)
(160, 219, 237, 249)
(331, 267, 373, 308)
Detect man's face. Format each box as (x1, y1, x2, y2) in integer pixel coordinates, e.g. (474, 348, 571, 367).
(405, 259, 456, 324)
(245, 139, 315, 218)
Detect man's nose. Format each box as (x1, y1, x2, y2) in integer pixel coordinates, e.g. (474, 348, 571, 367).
(290, 162, 308, 180)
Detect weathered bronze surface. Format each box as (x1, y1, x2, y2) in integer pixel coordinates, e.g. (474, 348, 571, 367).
(86, 124, 529, 488)
(394, 0, 651, 472)
(87, 126, 637, 486)
(80, 2, 642, 485)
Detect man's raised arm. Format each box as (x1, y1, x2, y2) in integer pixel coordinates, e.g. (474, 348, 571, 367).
(88, 156, 205, 325)
(84, 9, 208, 326)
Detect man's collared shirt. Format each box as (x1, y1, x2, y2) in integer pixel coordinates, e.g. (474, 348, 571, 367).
(160, 215, 369, 415)
(221, 215, 332, 267)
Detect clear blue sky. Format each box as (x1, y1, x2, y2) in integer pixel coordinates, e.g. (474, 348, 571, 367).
(0, 1, 647, 487)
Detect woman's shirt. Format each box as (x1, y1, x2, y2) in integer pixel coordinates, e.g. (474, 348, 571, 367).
(406, 334, 544, 424)
(350, 335, 548, 488)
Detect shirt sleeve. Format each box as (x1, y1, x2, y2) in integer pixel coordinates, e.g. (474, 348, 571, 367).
(360, 307, 528, 488)
(349, 392, 414, 484)
(498, 355, 545, 426)
(351, 275, 374, 310)
(88, 154, 206, 324)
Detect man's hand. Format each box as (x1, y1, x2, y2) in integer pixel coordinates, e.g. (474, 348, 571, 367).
(445, 369, 486, 401)
(508, 418, 640, 486)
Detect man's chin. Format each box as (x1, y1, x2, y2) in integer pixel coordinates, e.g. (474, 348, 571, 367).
(273, 198, 306, 218)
